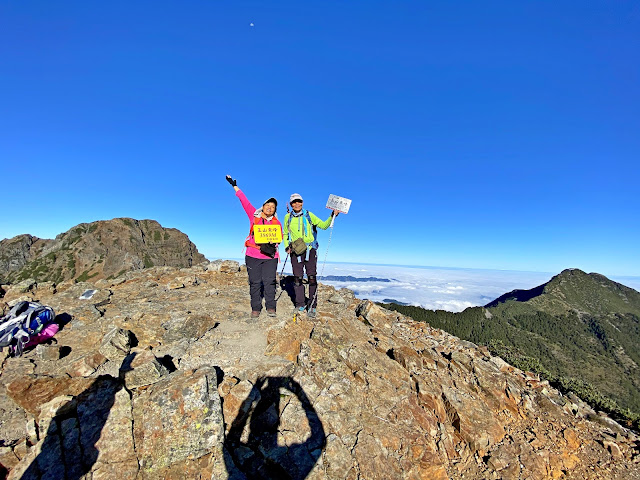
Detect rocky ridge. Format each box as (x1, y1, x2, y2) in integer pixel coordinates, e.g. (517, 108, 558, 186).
(0, 218, 206, 285)
(486, 269, 640, 317)
(480, 268, 640, 416)
(0, 235, 52, 278)
(0, 262, 638, 479)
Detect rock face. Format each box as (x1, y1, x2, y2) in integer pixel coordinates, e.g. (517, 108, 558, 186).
(0, 235, 53, 278)
(0, 264, 638, 479)
(0, 218, 206, 284)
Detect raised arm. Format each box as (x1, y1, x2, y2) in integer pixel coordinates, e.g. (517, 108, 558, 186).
(309, 210, 337, 230)
(226, 175, 239, 193)
(226, 175, 255, 219)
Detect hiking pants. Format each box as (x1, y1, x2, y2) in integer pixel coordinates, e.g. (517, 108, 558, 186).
(291, 248, 318, 309)
(245, 256, 278, 312)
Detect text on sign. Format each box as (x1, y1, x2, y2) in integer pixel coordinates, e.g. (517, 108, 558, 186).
(253, 224, 283, 243)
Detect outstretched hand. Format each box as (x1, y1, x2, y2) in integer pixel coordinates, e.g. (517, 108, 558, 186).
(225, 175, 237, 187)
(331, 210, 340, 217)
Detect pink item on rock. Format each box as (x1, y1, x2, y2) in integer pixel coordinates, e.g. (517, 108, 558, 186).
(24, 323, 59, 349)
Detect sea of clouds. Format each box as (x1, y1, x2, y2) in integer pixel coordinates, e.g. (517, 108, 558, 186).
(277, 262, 640, 313)
(222, 257, 640, 313)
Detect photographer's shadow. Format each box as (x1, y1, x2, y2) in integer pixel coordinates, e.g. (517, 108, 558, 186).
(17, 353, 136, 480)
(224, 376, 326, 480)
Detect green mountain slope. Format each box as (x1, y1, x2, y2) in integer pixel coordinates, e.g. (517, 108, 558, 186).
(383, 269, 640, 428)
(0, 218, 206, 284)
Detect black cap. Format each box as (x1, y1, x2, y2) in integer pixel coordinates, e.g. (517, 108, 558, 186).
(263, 197, 278, 207)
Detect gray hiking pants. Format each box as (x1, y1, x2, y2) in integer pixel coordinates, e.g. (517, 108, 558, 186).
(245, 256, 278, 312)
(291, 248, 318, 309)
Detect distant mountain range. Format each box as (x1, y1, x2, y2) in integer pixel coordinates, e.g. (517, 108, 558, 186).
(0, 218, 205, 284)
(318, 275, 393, 282)
(384, 268, 640, 429)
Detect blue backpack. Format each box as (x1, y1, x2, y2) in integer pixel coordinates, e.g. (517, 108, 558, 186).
(0, 301, 56, 357)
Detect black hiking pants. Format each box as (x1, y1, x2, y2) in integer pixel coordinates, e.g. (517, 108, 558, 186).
(291, 248, 318, 309)
(245, 256, 278, 312)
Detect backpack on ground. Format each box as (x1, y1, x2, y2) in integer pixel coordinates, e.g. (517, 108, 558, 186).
(0, 301, 56, 357)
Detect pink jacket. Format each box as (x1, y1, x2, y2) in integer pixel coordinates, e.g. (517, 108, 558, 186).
(236, 189, 282, 260)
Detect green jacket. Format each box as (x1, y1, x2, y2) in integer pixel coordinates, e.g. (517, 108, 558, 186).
(283, 210, 332, 250)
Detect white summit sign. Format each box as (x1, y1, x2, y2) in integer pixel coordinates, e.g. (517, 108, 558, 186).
(326, 194, 351, 214)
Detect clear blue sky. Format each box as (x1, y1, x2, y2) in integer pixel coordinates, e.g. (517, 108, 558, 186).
(1, 2, 638, 277)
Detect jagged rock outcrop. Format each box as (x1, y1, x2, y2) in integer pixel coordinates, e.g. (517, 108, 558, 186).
(0, 218, 206, 284)
(0, 235, 53, 278)
(0, 264, 638, 479)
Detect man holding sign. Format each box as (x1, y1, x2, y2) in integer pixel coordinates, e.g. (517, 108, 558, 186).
(284, 193, 338, 319)
(227, 175, 283, 319)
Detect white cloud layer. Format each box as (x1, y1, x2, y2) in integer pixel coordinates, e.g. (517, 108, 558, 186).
(278, 262, 558, 312)
(282, 262, 636, 313)
(227, 257, 640, 313)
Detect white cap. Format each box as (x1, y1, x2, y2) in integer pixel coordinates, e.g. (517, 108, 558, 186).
(289, 193, 303, 203)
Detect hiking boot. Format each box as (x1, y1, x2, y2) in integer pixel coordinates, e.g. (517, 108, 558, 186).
(267, 309, 277, 317)
(307, 308, 317, 319)
(250, 311, 260, 320)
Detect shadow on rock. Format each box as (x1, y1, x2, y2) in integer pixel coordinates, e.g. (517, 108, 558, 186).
(54, 313, 73, 331)
(278, 275, 297, 305)
(16, 354, 136, 480)
(224, 376, 326, 480)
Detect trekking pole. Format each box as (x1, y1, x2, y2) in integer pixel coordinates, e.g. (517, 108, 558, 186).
(275, 253, 289, 302)
(276, 205, 290, 302)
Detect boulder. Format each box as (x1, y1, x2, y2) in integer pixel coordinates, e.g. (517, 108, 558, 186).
(6, 376, 94, 417)
(327, 294, 346, 304)
(122, 349, 169, 389)
(98, 328, 134, 361)
(219, 260, 240, 273)
(132, 367, 224, 475)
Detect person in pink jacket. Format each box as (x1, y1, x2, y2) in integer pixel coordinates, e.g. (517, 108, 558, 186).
(227, 175, 283, 319)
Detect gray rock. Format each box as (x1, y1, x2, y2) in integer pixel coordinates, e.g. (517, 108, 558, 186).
(219, 260, 241, 273)
(11, 278, 38, 293)
(35, 344, 63, 361)
(206, 259, 224, 272)
(122, 349, 169, 389)
(328, 294, 347, 305)
(7, 296, 32, 307)
(132, 367, 224, 474)
(0, 446, 20, 471)
(338, 287, 356, 299)
(99, 328, 134, 361)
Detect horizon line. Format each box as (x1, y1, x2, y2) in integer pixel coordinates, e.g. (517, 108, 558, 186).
(208, 257, 640, 279)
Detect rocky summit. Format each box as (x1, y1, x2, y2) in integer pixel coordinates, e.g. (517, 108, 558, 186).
(1, 262, 639, 479)
(0, 218, 206, 285)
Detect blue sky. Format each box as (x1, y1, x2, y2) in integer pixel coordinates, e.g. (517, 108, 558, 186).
(1, 2, 639, 277)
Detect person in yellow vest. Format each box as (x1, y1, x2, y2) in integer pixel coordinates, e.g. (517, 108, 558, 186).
(283, 193, 338, 318)
(227, 175, 282, 319)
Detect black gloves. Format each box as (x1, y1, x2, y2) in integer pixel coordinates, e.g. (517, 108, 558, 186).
(226, 175, 237, 187)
